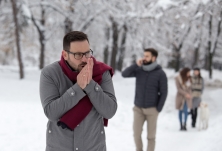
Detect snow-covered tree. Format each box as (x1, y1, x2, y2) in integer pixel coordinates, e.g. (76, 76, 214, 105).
(0, 0, 221, 78)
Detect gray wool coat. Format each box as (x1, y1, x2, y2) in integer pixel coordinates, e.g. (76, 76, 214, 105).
(39, 62, 117, 151)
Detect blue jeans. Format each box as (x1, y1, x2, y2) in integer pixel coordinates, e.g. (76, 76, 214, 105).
(179, 102, 188, 124)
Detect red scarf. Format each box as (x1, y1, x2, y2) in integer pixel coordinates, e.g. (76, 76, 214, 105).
(57, 56, 113, 130)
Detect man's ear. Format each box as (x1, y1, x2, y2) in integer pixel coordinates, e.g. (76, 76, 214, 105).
(152, 56, 156, 62)
(62, 50, 68, 60)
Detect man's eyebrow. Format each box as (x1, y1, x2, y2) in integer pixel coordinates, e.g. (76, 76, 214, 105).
(74, 50, 90, 53)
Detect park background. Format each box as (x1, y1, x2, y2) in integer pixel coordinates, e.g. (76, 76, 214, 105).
(0, 0, 222, 151)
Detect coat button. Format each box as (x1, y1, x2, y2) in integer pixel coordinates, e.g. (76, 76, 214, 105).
(71, 92, 75, 96)
(95, 86, 99, 91)
(76, 148, 78, 150)
(49, 130, 51, 133)
(101, 131, 104, 134)
(77, 124, 79, 127)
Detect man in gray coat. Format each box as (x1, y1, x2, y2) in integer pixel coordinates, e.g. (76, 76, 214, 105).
(40, 31, 117, 151)
(122, 48, 167, 151)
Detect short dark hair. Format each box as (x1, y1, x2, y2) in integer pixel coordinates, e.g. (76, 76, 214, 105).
(63, 31, 89, 51)
(144, 48, 158, 58)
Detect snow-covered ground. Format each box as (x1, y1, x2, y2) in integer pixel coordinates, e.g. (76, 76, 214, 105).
(0, 66, 222, 151)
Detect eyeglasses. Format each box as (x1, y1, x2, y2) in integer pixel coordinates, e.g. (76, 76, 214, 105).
(65, 49, 93, 60)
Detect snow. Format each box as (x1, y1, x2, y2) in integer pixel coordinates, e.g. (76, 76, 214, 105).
(156, 0, 178, 10)
(21, 1, 31, 19)
(157, 0, 210, 9)
(201, 0, 210, 5)
(0, 66, 222, 151)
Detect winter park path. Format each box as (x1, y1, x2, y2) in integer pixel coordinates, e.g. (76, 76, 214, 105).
(0, 67, 221, 151)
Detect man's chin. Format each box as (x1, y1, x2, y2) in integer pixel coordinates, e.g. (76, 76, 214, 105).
(77, 67, 82, 72)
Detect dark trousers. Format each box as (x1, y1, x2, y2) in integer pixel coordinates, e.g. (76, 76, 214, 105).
(191, 108, 198, 127)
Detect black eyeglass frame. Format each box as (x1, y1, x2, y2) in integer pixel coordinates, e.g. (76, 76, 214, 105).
(65, 49, 93, 60)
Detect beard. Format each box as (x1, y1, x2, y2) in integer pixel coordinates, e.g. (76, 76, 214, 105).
(77, 62, 87, 71)
(66, 57, 87, 72)
(143, 60, 153, 65)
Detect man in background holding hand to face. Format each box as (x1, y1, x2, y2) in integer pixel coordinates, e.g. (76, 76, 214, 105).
(122, 48, 168, 151)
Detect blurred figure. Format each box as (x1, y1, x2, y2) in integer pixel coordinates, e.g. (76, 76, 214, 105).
(191, 67, 204, 128)
(175, 68, 192, 131)
(122, 48, 168, 151)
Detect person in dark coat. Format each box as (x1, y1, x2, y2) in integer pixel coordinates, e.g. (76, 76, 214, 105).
(122, 48, 168, 151)
(190, 67, 204, 128)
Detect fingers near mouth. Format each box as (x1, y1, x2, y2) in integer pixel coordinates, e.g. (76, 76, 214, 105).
(80, 63, 87, 68)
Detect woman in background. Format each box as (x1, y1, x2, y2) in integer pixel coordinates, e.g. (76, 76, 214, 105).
(190, 67, 204, 128)
(175, 68, 192, 131)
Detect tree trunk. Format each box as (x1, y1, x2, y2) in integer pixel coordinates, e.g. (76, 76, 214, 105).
(208, 12, 212, 78)
(104, 46, 109, 64)
(175, 49, 180, 72)
(209, 53, 213, 79)
(117, 24, 127, 71)
(64, 18, 73, 34)
(39, 31, 45, 69)
(32, 2, 46, 69)
(172, 43, 181, 72)
(193, 11, 204, 68)
(11, 0, 24, 79)
(65, 0, 74, 33)
(192, 45, 199, 68)
(192, 14, 204, 68)
(204, 53, 209, 70)
(110, 17, 118, 71)
(209, 10, 222, 79)
(173, 24, 191, 72)
(39, 3, 45, 69)
(103, 27, 110, 64)
(131, 54, 137, 64)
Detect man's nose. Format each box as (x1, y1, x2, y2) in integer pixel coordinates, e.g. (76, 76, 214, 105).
(81, 55, 88, 62)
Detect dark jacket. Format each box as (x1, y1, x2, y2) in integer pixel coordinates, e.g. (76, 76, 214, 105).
(122, 64, 168, 112)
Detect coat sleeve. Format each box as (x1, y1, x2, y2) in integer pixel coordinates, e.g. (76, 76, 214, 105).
(83, 71, 117, 119)
(40, 68, 86, 122)
(175, 77, 187, 97)
(157, 71, 168, 112)
(121, 64, 139, 78)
